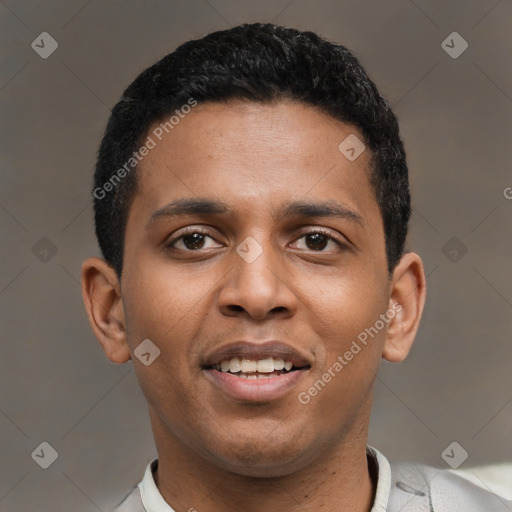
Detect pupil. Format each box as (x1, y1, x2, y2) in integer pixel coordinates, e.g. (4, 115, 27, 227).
(184, 233, 205, 250)
(306, 233, 327, 250)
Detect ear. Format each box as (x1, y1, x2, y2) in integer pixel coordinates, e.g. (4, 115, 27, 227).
(382, 252, 426, 363)
(81, 257, 131, 364)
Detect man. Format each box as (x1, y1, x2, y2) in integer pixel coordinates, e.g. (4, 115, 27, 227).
(81, 23, 509, 511)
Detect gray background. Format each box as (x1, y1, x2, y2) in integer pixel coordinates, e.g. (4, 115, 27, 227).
(1, 0, 511, 510)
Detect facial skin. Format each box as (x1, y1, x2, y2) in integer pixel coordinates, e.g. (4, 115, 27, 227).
(82, 100, 426, 512)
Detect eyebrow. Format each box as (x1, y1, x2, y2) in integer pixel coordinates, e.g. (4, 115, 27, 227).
(280, 200, 364, 224)
(146, 197, 364, 229)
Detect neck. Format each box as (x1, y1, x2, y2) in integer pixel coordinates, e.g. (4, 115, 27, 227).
(149, 411, 376, 512)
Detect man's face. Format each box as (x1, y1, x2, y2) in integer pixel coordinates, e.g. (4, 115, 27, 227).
(120, 100, 391, 476)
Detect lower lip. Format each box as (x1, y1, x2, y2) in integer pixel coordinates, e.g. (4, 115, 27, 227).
(203, 368, 309, 402)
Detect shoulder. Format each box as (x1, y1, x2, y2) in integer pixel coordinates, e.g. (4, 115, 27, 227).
(111, 457, 158, 512)
(110, 486, 144, 512)
(387, 460, 512, 511)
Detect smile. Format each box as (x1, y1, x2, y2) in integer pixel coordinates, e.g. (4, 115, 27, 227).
(213, 356, 296, 375)
(203, 357, 311, 401)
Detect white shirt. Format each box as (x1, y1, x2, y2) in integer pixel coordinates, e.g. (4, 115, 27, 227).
(112, 445, 510, 511)
(132, 445, 389, 512)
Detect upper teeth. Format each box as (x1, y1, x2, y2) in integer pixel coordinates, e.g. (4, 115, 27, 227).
(216, 357, 294, 373)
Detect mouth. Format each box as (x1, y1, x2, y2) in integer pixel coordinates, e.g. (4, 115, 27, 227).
(201, 341, 312, 402)
(204, 356, 309, 379)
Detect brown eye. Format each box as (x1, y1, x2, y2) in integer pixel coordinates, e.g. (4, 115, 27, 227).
(166, 229, 222, 252)
(292, 229, 344, 252)
(304, 233, 329, 251)
(181, 233, 207, 250)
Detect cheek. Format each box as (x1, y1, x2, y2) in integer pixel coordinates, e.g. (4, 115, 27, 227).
(120, 261, 222, 401)
(122, 260, 213, 346)
(120, 268, 206, 423)
(302, 267, 388, 345)
(297, 282, 386, 431)
(298, 267, 389, 412)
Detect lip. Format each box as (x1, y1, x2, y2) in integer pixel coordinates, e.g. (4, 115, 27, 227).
(203, 366, 310, 403)
(201, 340, 312, 403)
(202, 340, 313, 368)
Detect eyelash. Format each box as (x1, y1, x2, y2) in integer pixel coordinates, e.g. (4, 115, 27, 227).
(165, 227, 347, 252)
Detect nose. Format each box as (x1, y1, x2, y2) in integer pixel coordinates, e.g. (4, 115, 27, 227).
(217, 238, 298, 321)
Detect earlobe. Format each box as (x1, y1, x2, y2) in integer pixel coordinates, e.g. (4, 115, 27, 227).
(382, 252, 426, 363)
(81, 257, 131, 364)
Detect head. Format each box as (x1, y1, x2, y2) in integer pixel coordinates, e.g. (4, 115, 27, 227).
(82, 23, 425, 477)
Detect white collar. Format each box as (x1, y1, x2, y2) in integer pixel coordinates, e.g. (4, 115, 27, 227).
(367, 445, 392, 511)
(137, 458, 176, 511)
(138, 445, 391, 512)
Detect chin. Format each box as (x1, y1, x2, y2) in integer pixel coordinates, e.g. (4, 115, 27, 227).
(202, 436, 316, 478)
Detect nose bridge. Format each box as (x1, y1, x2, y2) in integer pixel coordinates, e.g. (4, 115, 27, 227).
(217, 232, 295, 319)
(235, 234, 281, 295)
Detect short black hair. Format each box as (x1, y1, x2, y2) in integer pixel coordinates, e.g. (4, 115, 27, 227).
(93, 22, 410, 277)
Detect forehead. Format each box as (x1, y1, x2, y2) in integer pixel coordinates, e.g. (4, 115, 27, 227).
(130, 100, 380, 228)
